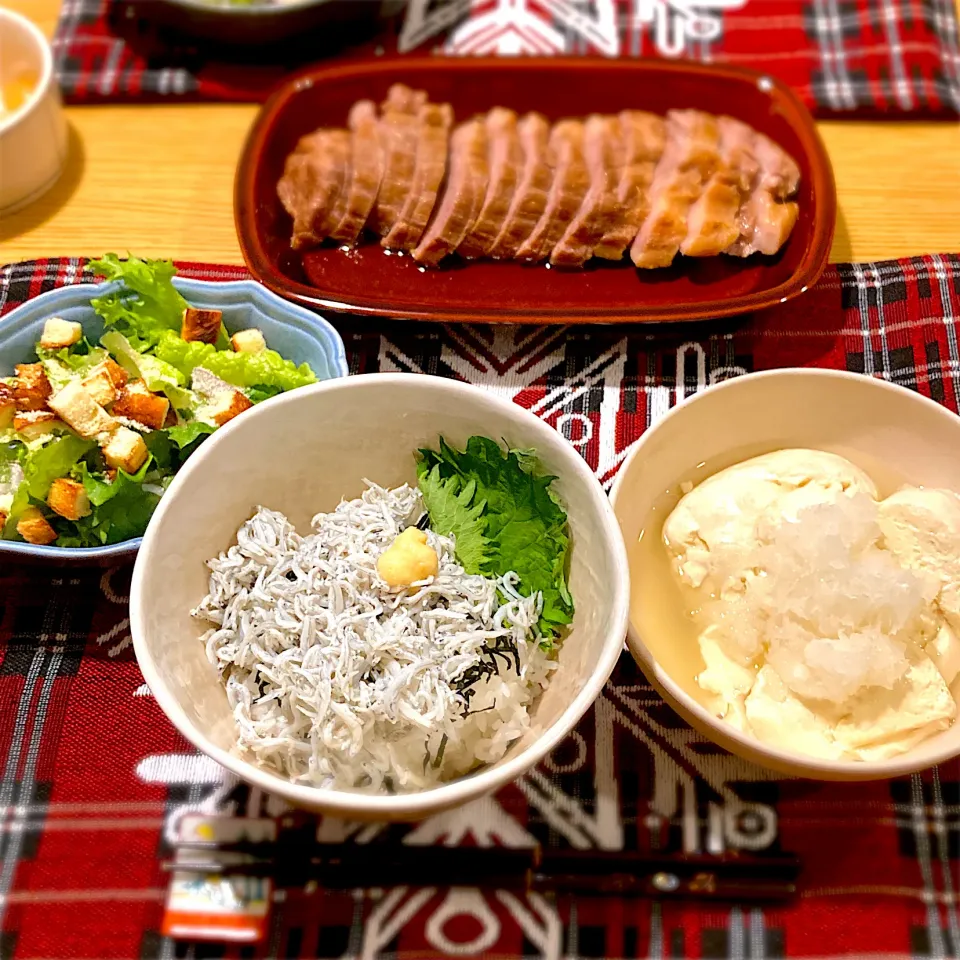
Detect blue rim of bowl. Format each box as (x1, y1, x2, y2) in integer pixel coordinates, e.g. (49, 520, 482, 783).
(0, 276, 348, 561)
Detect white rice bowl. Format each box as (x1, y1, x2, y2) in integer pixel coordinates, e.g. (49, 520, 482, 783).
(130, 374, 630, 819)
(194, 482, 557, 793)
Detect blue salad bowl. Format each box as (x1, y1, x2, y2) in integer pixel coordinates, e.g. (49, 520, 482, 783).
(0, 277, 348, 564)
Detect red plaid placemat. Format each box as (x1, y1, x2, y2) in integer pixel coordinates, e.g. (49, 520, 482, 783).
(55, 0, 960, 116)
(3, 253, 960, 959)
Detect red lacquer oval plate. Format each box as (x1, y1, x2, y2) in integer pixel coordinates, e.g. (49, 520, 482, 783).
(235, 57, 836, 325)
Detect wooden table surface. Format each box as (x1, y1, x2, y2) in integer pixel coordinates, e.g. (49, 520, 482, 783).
(1, 0, 959, 268)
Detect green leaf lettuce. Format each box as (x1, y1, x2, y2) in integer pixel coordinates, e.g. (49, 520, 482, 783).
(67, 458, 159, 545)
(100, 331, 196, 410)
(89, 254, 191, 347)
(154, 332, 316, 392)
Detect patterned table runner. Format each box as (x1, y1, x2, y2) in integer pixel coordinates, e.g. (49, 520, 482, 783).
(54, 0, 960, 116)
(1, 254, 960, 959)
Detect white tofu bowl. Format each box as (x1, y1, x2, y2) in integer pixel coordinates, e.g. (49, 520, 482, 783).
(610, 368, 960, 781)
(130, 373, 630, 819)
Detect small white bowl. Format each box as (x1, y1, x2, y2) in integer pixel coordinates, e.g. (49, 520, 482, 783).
(610, 369, 960, 781)
(130, 374, 630, 820)
(0, 8, 68, 215)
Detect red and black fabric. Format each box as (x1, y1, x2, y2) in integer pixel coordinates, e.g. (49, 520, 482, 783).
(3, 254, 960, 958)
(54, 0, 960, 116)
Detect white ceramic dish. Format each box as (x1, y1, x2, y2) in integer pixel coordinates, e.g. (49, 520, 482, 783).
(0, 8, 67, 215)
(130, 373, 630, 819)
(610, 368, 960, 781)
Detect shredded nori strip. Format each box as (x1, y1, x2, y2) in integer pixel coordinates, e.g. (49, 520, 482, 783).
(464, 701, 497, 718)
(452, 636, 521, 715)
(431, 734, 448, 769)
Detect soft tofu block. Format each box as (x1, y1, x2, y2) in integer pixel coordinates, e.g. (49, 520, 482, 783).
(696, 628, 756, 719)
(744, 665, 848, 761)
(663, 449, 879, 592)
(925, 621, 960, 687)
(879, 487, 960, 632)
(834, 648, 957, 761)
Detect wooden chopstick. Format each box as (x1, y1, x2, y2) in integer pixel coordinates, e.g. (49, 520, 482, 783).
(166, 841, 801, 902)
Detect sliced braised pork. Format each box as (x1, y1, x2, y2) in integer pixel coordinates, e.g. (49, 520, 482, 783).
(369, 84, 428, 237)
(382, 102, 453, 250)
(725, 128, 801, 257)
(277, 132, 322, 248)
(487, 112, 552, 260)
(551, 115, 622, 267)
(322, 134, 353, 243)
(278, 96, 801, 267)
(593, 111, 666, 261)
(516, 120, 590, 263)
(413, 117, 489, 266)
(458, 108, 522, 259)
(277, 129, 351, 251)
(630, 110, 720, 269)
(680, 115, 759, 257)
(329, 100, 383, 245)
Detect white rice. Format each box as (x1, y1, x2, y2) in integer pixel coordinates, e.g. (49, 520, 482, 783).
(193, 482, 557, 793)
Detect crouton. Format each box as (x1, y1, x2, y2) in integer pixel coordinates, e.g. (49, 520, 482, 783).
(47, 478, 91, 521)
(205, 389, 253, 427)
(0, 383, 14, 429)
(13, 410, 62, 440)
(103, 358, 128, 390)
(101, 427, 148, 474)
(104, 467, 118, 483)
(39, 317, 83, 351)
(17, 506, 57, 545)
(111, 379, 169, 430)
(80, 364, 119, 408)
(13, 363, 52, 411)
(181, 307, 222, 345)
(230, 328, 266, 354)
(48, 381, 116, 439)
